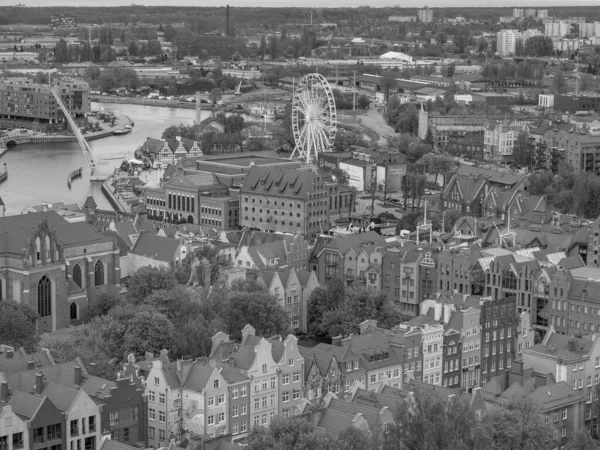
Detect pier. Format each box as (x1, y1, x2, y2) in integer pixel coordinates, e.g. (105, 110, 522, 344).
(67, 167, 82, 188)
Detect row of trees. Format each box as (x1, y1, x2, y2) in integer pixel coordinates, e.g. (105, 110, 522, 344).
(245, 390, 599, 450)
(529, 162, 600, 219)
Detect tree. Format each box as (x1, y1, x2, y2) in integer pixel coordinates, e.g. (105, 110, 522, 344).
(88, 285, 121, 319)
(122, 309, 176, 357)
(358, 94, 371, 109)
(381, 70, 398, 102)
(0, 301, 39, 351)
(246, 416, 341, 450)
(127, 266, 177, 304)
(332, 167, 350, 185)
(308, 278, 346, 340)
(209, 88, 223, 105)
(513, 131, 532, 167)
(33, 71, 49, 84)
(220, 290, 289, 341)
(553, 71, 567, 94)
(473, 396, 554, 450)
(564, 429, 600, 450)
(97, 71, 119, 93)
(524, 36, 554, 57)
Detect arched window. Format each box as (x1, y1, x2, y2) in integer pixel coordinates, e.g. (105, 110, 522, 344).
(35, 237, 41, 262)
(94, 260, 105, 286)
(72, 263, 82, 288)
(45, 235, 51, 262)
(70, 302, 78, 320)
(38, 275, 52, 317)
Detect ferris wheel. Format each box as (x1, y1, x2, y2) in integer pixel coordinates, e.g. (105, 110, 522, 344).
(289, 73, 337, 164)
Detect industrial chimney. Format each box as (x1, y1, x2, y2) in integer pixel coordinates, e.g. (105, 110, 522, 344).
(195, 91, 202, 125)
(226, 5, 230, 36)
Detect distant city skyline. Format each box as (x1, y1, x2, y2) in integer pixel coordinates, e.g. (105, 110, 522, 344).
(12, 0, 600, 7)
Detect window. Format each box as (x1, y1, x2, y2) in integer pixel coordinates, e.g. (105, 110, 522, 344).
(47, 424, 61, 441)
(110, 410, 119, 426)
(232, 423, 239, 435)
(270, 377, 276, 388)
(562, 408, 567, 420)
(123, 428, 129, 442)
(241, 403, 247, 415)
(218, 393, 225, 404)
(241, 386, 247, 397)
(254, 397, 260, 410)
(149, 427, 155, 440)
(214, 379, 220, 388)
(208, 396, 215, 407)
(12, 432, 23, 449)
(37, 275, 52, 317)
(262, 364, 267, 373)
(70, 419, 79, 437)
(292, 389, 300, 400)
(72, 263, 82, 288)
(208, 415, 214, 425)
(70, 302, 78, 320)
(293, 372, 300, 383)
(283, 391, 290, 402)
(159, 411, 165, 423)
(289, 358, 294, 366)
(218, 412, 225, 423)
(94, 260, 105, 286)
(158, 392, 165, 404)
(158, 429, 165, 442)
(232, 387, 238, 398)
(283, 374, 289, 385)
(33, 427, 44, 444)
(241, 421, 248, 432)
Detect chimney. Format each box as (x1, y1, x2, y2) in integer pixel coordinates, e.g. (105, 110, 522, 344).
(0, 381, 8, 401)
(226, 4, 230, 36)
(27, 361, 35, 370)
(332, 335, 342, 347)
(35, 373, 43, 395)
(5, 348, 13, 359)
(341, 334, 354, 349)
(159, 349, 170, 362)
(74, 366, 82, 386)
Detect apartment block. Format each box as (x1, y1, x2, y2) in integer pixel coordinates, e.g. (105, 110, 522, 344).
(0, 78, 90, 131)
(417, 7, 434, 23)
(545, 21, 570, 38)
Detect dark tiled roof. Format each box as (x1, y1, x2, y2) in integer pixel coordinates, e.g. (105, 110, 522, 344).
(130, 231, 179, 262)
(317, 408, 359, 435)
(0, 388, 45, 419)
(101, 230, 129, 257)
(6, 372, 80, 412)
(99, 439, 141, 450)
(319, 231, 386, 256)
(182, 362, 214, 392)
(0, 347, 54, 374)
(529, 382, 584, 411)
(240, 166, 317, 200)
(352, 388, 404, 410)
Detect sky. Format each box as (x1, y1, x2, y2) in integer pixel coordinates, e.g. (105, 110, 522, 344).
(13, 0, 600, 7)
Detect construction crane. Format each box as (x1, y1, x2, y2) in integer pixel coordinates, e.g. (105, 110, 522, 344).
(234, 72, 245, 95)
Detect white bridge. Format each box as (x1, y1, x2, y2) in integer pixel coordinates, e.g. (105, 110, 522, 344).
(51, 87, 97, 174)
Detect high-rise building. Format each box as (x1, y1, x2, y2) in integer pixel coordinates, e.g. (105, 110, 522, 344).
(545, 21, 570, 38)
(522, 28, 542, 42)
(537, 10, 548, 18)
(513, 8, 524, 18)
(496, 29, 521, 56)
(417, 7, 434, 23)
(579, 22, 600, 39)
(524, 8, 536, 17)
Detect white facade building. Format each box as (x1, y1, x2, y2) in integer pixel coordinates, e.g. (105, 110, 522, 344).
(496, 30, 521, 56)
(545, 22, 570, 38)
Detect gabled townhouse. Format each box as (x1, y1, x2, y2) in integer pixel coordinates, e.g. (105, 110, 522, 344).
(143, 350, 181, 448)
(298, 346, 343, 405)
(523, 327, 600, 433)
(482, 361, 584, 448)
(482, 185, 547, 221)
(235, 233, 309, 271)
(437, 245, 482, 297)
(449, 294, 518, 385)
(0, 380, 64, 450)
(311, 231, 386, 289)
(382, 245, 439, 317)
(421, 299, 482, 391)
(0, 385, 29, 450)
(128, 231, 188, 273)
(13, 356, 147, 447)
(270, 335, 304, 417)
(210, 325, 279, 429)
(180, 360, 229, 438)
(302, 393, 395, 438)
(516, 311, 535, 357)
(403, 316, 443, 386)
(317, 326, 404, 392)
(218, 364, 250, 439)
(311, 342, 366, 400)
(6, 371, 102, 450)
(257, 268, 319, 333)
(387, 324, 424, 385)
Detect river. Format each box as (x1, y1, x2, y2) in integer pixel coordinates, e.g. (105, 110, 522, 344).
(0, 102, 257, 214)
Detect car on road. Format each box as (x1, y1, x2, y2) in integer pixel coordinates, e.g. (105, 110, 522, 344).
(424, 189, 433, 195)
